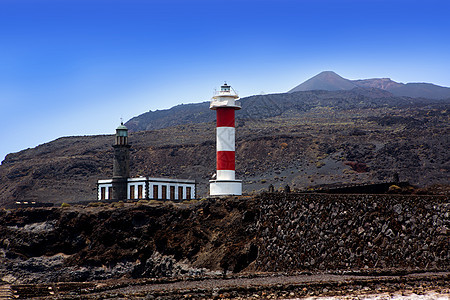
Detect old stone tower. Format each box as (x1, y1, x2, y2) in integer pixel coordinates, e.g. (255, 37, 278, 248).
(111, 122, 130, 200)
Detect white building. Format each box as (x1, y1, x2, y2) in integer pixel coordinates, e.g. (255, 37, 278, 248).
(98, 177, 196, 201)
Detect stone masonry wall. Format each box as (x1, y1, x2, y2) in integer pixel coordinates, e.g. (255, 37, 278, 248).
(254, 193, 449, 272)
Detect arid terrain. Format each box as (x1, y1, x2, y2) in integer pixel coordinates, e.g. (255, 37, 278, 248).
(0, 90, 448, 208)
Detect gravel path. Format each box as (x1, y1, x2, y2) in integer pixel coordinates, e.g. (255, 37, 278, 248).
(80, 271, 449, 299)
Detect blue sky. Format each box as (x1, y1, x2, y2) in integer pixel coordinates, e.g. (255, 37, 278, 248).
(1, 0, 449, 162)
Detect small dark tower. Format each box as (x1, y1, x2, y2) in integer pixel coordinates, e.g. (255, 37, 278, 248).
(111, 122, 130, 200)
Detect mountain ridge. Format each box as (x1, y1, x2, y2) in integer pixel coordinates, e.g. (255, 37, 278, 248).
(126, 87, 446, 132)
(289, 71, 450, 100)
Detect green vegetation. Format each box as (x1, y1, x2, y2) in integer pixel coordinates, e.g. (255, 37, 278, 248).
(111, 201, 124, 208)
(182, 199, 199, 204)
(149, 200, 163, 205)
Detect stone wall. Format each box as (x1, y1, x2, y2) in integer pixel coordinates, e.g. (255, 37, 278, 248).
(0, 194, 448, 284)
(254, 193, 449, 272)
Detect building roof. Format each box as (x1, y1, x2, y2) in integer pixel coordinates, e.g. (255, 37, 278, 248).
(116, 123, 128, 130)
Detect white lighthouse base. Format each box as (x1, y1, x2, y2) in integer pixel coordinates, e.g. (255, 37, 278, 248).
(209, 180, 242, 196)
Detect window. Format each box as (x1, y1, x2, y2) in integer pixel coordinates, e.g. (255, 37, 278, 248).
(108, 187, 112, 200)
(138, 185, 143, 199)
(186, 187, 192, 200)
(162, 185, 167, 200)
(101, 187, 106, 200)
(153, 185, 159, 200)
(170, 186, 175, 200)
(130, 185, 135, 200)
(178, 186, 183, 200)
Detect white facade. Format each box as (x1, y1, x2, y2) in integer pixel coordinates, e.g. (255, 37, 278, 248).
(216, 127, 235, 151)
(216, 170, 236, 180)
(97, 177, 196, 201)
(97, 180, 113, 201)
(210, 180, 242, 196)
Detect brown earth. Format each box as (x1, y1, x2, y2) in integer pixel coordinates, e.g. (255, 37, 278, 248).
(5, 272, 450, 299)
(1, 194, 448, 284)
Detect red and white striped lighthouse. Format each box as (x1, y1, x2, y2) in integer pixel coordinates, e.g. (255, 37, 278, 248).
(209, 83, 242, 196)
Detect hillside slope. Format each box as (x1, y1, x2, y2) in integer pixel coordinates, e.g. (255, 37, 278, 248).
(0, 100, 448, 207)
(125, 88, 439, 132)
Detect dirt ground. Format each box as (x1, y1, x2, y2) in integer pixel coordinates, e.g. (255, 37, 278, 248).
(7, 271, 449, 299)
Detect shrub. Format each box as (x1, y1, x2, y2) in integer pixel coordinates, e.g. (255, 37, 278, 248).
(388, 185, 401, 193)
(112, 201, 124, 208)
(149, 200, 163, 205)
(61, 202, 71, 208)
(182, 199, 199, 204)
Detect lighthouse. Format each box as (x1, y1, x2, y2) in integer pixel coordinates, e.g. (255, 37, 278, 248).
(111, 122, 130, 200)
(98, 122, 197, 201)
(209, 83, 242, 196)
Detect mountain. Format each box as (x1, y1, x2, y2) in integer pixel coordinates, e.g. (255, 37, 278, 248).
(288, 71, 357, 92)
(289, 71, 450, 99)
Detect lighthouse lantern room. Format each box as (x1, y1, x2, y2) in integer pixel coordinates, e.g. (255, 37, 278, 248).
(209, 83, 242, 196)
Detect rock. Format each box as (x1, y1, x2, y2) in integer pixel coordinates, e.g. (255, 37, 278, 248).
(1, 274, 17, 284)
(393, 204, 402, 215)
(437, 226, 447, 235)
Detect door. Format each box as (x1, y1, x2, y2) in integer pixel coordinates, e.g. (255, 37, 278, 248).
(162, 186, 167, 200)
(170, 186, 175, 200)
(138, 185, 143, 199)
(153, 185, 159, 200)
(178, 186, 183, 201)
(130, 185, 135, 200)
(186, 187, 191, 200)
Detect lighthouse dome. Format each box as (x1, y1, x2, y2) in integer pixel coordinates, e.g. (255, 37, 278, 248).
(116, 123, 128, 131)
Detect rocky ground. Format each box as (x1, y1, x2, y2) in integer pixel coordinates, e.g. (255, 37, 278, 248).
(2, 271, 449, 299)
(1, 193, 448, 290)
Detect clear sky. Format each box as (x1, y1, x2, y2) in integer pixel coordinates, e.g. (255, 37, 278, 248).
(1, 0, 449, 162)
